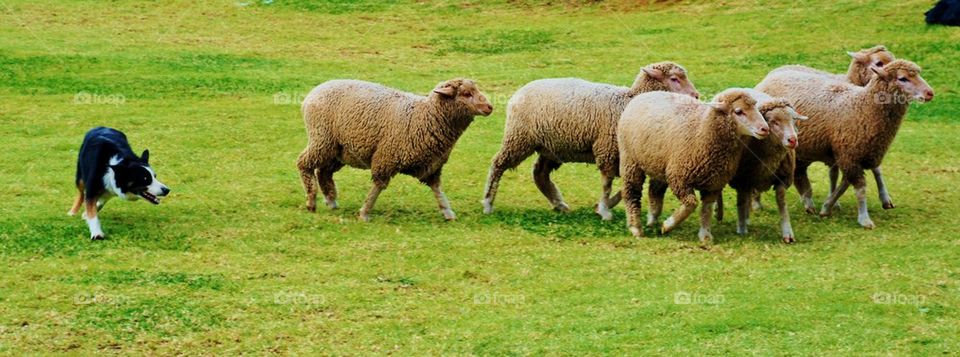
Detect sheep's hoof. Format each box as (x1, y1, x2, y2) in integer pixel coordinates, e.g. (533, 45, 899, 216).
(782, 235, 796, 244)
(442, 210, 457, 221)
(882, 202, 895, 210)
(67, 210, 77, 217)
(481, 200, 494, 214)
(553, 203, 571, 213)
(859, 218, 875, 230)
(358, 213, 371, 222)
(325, 200, 339, 209)
(697, 231, 713, 244)
(818, 207, 832, 217)
(736, 226, 748, 235)
(629, 226, 643, 238)
(804, 206, 818, 215)
(596, 208, 613, 221)
(306, 205, 316, 213)
(90, 234, 104, 241)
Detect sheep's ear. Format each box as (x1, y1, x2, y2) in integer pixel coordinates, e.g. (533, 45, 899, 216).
(707, 101, 729, 113)
(870, 66, 890, 80)
(848, 51, 869, 63)
(433, 83, 457, 97)
(140, 149, 150, 164)
(642, 67, 664, 80)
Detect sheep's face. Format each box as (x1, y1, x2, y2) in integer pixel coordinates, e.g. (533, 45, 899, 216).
(434, 80, 494, 116)
(850, 47, 895, 84)
(874, 61, 934, 103)
(764, 105, 807, 149)
(643, 65, 700, 99)
(710, 93, 768, 139)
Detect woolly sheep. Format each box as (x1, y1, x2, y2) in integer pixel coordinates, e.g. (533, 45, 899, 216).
(766, 46, 897, 210)
(296, 79, 493, 221)
(724, 89, 808, 244)
(480, 62, 700, 220)
(617, 89, 769, 242)
(756, 60, 934, 228)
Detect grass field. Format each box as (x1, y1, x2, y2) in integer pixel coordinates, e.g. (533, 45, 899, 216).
(2, 0, 959, 354)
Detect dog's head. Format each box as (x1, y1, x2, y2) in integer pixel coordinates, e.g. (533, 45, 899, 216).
(109, 150, 170, 204)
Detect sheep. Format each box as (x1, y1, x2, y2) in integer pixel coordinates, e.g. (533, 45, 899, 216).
(296, 78, 493, 221)
(756, 59, 934, 228)
(723, 89, 808, 244)
(764, 46, 896, 210)
(617, 89, 769, 242)
(480, 62, 700, 220)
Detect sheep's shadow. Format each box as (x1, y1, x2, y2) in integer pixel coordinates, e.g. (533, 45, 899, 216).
(483, 204, 821, 246)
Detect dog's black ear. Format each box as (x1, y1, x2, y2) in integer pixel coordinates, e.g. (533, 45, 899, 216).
(141, 149, 150, 164)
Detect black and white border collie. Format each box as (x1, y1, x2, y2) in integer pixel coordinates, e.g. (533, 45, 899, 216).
(68, 127, 170, 240)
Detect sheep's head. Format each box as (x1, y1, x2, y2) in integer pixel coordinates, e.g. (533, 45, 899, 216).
(758, 98, 807, 149)
(638, 62, 700, 99)
(433, 79, 494, 116)
(872, 60, 934, 103)
(848, 45, 895, 85)
(708, 89, 769, 139)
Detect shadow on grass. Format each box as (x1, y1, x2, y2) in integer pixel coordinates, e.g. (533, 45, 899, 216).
(0, 213, 191, 258)
(479, 206, 628, 240)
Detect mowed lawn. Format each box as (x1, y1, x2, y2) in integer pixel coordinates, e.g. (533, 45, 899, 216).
(1, 0, 959, 354)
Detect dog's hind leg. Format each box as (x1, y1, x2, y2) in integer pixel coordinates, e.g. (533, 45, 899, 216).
(84, 199, 104, 240)
(68, 182, 84, 216)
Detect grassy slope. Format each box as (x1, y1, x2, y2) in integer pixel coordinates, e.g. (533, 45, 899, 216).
(1, 0, 958, 354)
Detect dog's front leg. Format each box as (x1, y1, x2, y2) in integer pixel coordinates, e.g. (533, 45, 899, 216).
(84, 200, 105, 240)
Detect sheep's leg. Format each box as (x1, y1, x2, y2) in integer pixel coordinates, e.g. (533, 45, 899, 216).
(482, 141, 534, 214)
(423, 172, 456, 221)
(736, 189, 751, 235)
(853, 180, 875, 229)
(794, 161, 816, 214)
(317, 162, 344, 209)
(663, 187, 698, 235)
(828, 165, 842, 209)
(646, 180, 667, 228)
(594, 152, 620, 218)
(873, 166, 894, 209)
(697, 191, 720, 244)
(819, 179, 850, 217)
(533, 156, 570, 212)
(776, 184, 795, 243)
(620, 164, 645, 238)
(359, 174, 392, 222)
(595, 171, 616, 221)
(751, 189, 764, 211)
(297, 148, 321, 212)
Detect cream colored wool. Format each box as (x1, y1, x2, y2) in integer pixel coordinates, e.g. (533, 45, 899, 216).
(617, 89, 768, 243)
(481, 62, 699, 220)
(297, 78, 493, 221)
(756, 59, 934, 229)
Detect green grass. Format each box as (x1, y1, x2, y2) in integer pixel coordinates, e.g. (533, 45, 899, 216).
(1, 0, 959, 354)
